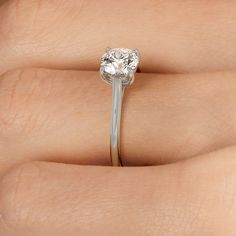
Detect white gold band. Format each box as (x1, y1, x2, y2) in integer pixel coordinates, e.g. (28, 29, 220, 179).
(100, 48, 140, 166)
(110, 78, 125, 166)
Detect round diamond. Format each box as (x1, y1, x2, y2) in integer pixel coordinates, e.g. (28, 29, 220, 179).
(100, 48, 140, 85)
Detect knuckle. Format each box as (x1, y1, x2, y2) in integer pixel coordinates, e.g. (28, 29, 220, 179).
(0, 162, 43, 228)
(0, 0, 51, 48)
(0, 69, 49, 137)
(0, 70, 25, 134)
(0, 70, 31, 135)
(1, 0, 32, 45)
(0, 0, 81, 47)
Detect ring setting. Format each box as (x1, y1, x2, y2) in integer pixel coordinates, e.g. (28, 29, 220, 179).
(100, 48, 140, 86)
(100, 48, 140, 166)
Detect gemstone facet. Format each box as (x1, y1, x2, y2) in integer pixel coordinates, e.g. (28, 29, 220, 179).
(100, 48, 140, 86)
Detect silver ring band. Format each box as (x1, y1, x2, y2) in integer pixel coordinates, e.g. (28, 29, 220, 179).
(110, 78, 124, 166)
(100, 48, 140, 166)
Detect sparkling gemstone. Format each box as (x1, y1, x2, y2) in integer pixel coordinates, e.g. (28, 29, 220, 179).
(100, 48, 140, 85)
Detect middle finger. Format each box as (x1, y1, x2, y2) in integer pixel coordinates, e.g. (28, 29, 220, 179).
(1, 0, 236, 74)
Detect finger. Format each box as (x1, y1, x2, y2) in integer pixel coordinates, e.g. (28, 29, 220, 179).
(1, 146, 236, 235)
(1, 0, 236, 74)
(1, 69, 236, 172)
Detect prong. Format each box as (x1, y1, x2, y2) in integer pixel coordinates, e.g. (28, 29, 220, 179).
(106, 47, 112, 53)
(133, 48, 140, 57)
(125, 70, 135, 86)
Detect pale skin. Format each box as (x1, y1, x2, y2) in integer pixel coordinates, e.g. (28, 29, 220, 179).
(1, 0, 236, 235)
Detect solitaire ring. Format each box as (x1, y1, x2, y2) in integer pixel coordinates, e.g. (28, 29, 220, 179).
(100, 48, 140, 166)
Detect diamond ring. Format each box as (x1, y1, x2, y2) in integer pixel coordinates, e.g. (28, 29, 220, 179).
(100, 48, 140, 166)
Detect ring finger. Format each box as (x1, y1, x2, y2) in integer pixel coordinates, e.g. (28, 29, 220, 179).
(1, 69, 236, 174)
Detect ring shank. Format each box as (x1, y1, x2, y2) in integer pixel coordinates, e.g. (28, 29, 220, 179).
(110, 78, 125, 166)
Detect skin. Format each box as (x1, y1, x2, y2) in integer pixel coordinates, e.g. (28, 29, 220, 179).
(0, 0, 236, 235)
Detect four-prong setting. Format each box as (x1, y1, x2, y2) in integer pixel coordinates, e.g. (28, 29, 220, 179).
(100, 48, 140, 86)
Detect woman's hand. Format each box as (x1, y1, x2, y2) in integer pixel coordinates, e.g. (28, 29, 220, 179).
(1, 0, 236, 235)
